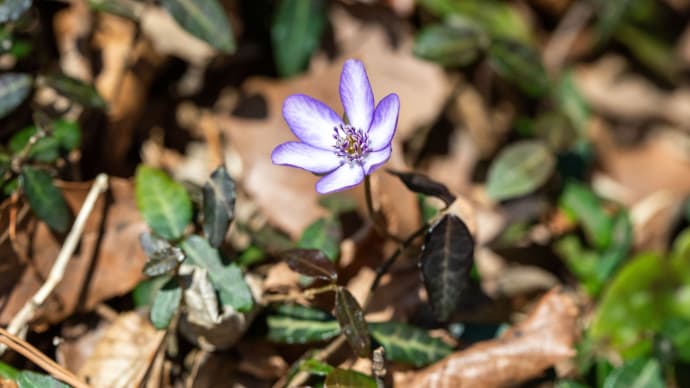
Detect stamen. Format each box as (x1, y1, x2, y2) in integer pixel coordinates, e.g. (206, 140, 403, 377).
(333, 123, 369, 163)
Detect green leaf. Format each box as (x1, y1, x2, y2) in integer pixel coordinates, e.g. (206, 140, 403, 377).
(52, 120, 81, 152)
(88, 0, 138, 19)
(0, 73, 32, 119)
(614, 23, 677, 81)
(602, 358, 664, 388)
(160, 0, 235, 53)
(488, 39, 549, 97)
(590, 253, 681, 359)
(298, 217, 342, 261)
(299, 359, 334, 376)
(559, 181, 613, 249)
(0, 0, 32, 23)
(283, 249, 338, 282)
(43, 73, 106, 109)
(274, 303, 333, 321)
(271, 0, 327, 77)
(324, 368, 377, 388)
(660, 317, 690, 362)
(413, 19, 487, 68)
(334, 287, 370, 358)
(555, 71, 590, 135)
(21, 167, 70, 233)
(416, 0, 532, 43)
(150, 278, 182, 329)
(593, 0, 634, 43)
(17, 370, 69, 388)
(132, 275, 171, 308)
(202, 165, 236, 247)
(486, 140, 555, 201)
(420, 214, 474, 321)
(135, 166, 192, 241)
(9, 127, 60, 163)
(531, 112, 577, 152)
(369, 322, 453, 367)
(267, 315, 340, 344)
(180, 235, 253, 312)
(0, 361, 19, 380)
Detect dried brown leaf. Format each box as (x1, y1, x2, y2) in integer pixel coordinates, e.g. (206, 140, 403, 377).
(0, 178, 148, 325)
(397, 290, 579, 388)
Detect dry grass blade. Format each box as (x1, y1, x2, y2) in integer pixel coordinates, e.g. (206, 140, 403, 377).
(0, 327, 90, 388)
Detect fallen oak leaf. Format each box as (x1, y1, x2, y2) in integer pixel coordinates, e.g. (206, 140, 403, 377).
(397, 289, 579, 388)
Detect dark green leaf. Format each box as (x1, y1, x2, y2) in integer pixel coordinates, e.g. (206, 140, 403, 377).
(143, 246, 185, 277)
(202, 165, 236, 247)
(299, 359, 334, 376)
(602, 358, 664, 388)
(267, 315, 340, 344)
(43, 73, 106, 109)
(387, 169, 456, 206)
(555, 381, 590, 388)
(614, 23, 677, 81)
(593, 0, 634, 43)
(488, 39, 549, 97)
(660, 317, 690, 362)
(180, 235, 253, 311)
(334, 287, 370, 358)
(150, 278, 182, 329)
(413, 20, 486, 67)
(369, 322, 453, 367)
(324, 368, 377, 388)
(298, 217, 342, 261)
(21, 167, 70, 233)
(16, 370, 69, 388)
(283, 249, 338, 282)
(0, 0, 32, 23)
(271, 0, 327, 77)
(532, 112, 577, 152)
(132, 275, 171, 307)
(160, 0, 235, 53)
(88, 0, 138, 19)
(486, 140, 555, 201)
(420, 214, 474, 321)
(0, 73, 32, 119)
(274, 303, 333, 321)
(135, 166, 192, 241)
(52, 120, 81, 152)
(9, 127, 59, 163)
(559, 181, 613, 249)
(416, 0, 532, 42)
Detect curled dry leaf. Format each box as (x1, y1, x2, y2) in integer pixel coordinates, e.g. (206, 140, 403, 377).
(398, 289, 579, 388)
(77, 312, 164, 388)
(0, 178, 148, 325)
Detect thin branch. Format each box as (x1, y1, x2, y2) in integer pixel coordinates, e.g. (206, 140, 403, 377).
(0, 327, 90, 388)
(3, 174, 109, 346)
(364, 175, 404, 243)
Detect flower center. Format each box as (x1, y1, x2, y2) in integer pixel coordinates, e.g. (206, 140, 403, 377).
(333, 123, 369, 162)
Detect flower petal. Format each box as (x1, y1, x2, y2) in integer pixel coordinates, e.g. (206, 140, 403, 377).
(283, 94, 342, 149)
(367, 93, 399, 151)
(315, 163, 365, 194)
(363, 146, 392, 175)
(339, 59, 374, 131)
(271, 142, 342, 174)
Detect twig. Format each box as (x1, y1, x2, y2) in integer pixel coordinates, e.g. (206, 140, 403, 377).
(0, 327, 90, 388)
(276, 335, 348, 388)
(543, 1, 593, 74)
(2, 174, 109, 349)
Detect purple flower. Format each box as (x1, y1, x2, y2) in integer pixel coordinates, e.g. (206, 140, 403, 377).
(271, 59, 399, 194)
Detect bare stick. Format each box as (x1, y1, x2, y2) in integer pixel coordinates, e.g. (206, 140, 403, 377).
(3, 174, 109, 345)
(543, 1, 593, 73)
(0, 327, 90, 388)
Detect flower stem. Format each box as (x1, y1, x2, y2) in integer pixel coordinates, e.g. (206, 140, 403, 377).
(364, 175, 404, 243)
